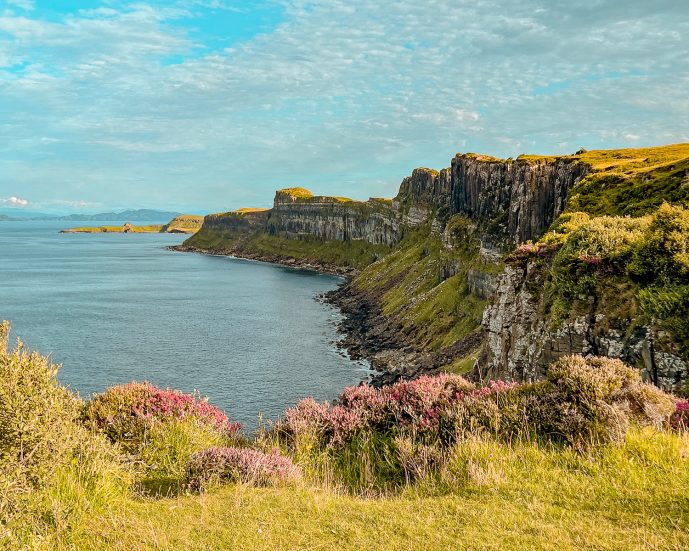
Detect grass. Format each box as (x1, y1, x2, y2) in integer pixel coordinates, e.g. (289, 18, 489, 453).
(277, 187, 314, 200)
(66, 428, 689, 550)
(162, 215, 205, 233)
(233, 208, 269, 214)
(354, 217, 501, 352)
(186, 223, 391, 270)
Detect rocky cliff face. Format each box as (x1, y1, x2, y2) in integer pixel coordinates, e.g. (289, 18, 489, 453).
(199, 155, 589, 253)
(451, 155, 589, 244)
(201, 209, 269, 234)
(268, 193, 400, 246)
(482, 262, 689, 393)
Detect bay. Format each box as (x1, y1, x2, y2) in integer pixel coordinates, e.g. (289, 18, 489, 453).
(0, 221, 370, 427)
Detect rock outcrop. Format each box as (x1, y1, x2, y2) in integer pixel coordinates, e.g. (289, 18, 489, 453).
(482, 261, 689, 393)
(451, 155, 589, 243)
(268, 192, 400, 246)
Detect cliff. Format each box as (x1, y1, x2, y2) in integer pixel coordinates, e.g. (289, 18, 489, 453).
(268, 189, 400, 246)
(182, 143, 689, 391)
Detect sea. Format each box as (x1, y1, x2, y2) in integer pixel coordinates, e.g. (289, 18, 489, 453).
(0, 221, 371, 427)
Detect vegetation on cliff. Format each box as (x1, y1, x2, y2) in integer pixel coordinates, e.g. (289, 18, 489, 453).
(2, 322, 689, 549)
(516, 203, 689, 373)
(161, 214, 205, 233)
(568, 144, 689, 216)
(179, 143, 689, 385)
(352, 217, 498, 366)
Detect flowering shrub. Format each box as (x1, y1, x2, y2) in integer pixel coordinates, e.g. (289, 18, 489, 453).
(82, 382, 241, 449)
(278, 356, 676, 452)
(185, 447, 300, 491)
(280, 374, 505, 448)
(670, 400, 689, 431)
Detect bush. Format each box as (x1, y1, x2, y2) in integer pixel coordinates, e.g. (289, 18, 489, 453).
(82, 382, 241, 452)
(279, 374, 475, 447)
(185, 447, 301, 491)
(670, 400, 689, 431)
(279, 357, 675, 454)
(0, 322, 81, 492)
(0, 322, 130, 545)
(82, 382, 241, 494)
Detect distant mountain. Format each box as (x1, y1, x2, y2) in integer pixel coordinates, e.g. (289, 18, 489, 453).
(56, 209, 182, 222)
(0, 208, 52, 219)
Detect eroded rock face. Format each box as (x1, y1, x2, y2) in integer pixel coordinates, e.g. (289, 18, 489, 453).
(482, 262, 689, 393)
(201, 210, 269, 233)
(268, 195, 401, 246)
(452, 156, 589, 243)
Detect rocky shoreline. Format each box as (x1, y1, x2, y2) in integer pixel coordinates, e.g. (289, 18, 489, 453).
(325, 281, 484, 387)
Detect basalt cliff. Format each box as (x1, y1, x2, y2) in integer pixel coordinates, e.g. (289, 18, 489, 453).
(179, 144, 689, 393)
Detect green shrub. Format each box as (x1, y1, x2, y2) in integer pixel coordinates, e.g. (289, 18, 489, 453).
(0, 322, 81, 492)
(0, 322, 130, 546)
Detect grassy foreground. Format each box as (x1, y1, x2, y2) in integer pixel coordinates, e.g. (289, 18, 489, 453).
(2, 322, 689, 550)
(76, 429, 689, 550)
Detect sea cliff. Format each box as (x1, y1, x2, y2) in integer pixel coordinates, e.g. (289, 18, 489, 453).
(178, 143, 689, 392)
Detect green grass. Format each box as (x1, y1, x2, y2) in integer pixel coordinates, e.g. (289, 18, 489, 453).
(186, 227, 391, 270)
(65, 428, 689, 550)
(354, 217, 501, 352)
(162, 215, 205, 233)
(277, 187, 314, 200)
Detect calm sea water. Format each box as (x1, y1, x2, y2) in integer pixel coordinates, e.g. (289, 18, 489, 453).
(0, 221, 370, 427)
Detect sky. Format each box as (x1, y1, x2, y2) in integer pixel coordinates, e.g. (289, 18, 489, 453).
(1, 1, 688, 214)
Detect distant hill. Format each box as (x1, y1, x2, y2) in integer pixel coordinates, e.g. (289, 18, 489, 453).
(0, 208, 51, 219)
(56, 209, 182, 222)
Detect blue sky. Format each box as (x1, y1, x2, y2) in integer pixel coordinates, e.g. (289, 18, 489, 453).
(1, 0, 688, 214)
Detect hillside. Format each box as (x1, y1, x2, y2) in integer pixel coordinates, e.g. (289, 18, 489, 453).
(181, 143, 689, 392)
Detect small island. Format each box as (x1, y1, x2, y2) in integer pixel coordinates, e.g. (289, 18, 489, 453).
(60, 214, 205, 235)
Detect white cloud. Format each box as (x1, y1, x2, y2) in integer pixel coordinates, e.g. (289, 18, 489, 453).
(1, 196, 29, 207)
(4, 0, 34, 11)
(0, 0, 687, 211)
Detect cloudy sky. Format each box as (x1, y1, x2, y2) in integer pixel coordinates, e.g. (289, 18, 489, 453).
(1, 0, 688, 214)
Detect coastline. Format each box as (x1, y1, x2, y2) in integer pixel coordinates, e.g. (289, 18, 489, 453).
(171, 243, 481, 387)
(169, 244, 357, 277)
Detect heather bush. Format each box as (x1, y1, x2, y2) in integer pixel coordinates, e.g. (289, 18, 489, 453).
(279, 374, 474, 448)
(82, 382, 241, 494)
(670, 400, 689, 431)
(186, 447, 301, 491)
(82, 382, 241, 452)
(278, 355, 677, 485)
